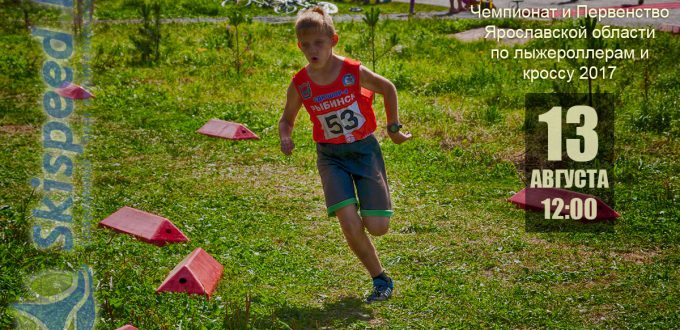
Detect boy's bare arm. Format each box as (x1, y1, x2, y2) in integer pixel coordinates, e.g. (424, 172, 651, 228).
(279, 82, 302, 155)
(359, 65, 412, 144)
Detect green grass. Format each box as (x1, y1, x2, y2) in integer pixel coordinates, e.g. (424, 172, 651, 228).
(1, 14, 679, 329)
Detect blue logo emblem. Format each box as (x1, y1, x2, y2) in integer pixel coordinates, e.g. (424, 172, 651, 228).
(342, 74, 355, 86)
(13, 266, 96, 330)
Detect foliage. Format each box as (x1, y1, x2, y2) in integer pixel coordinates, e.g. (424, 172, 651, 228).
(226, 8, 252, 76)
(633, 92, 680, 136)
(345, 10, 399, 73)
(362, 7, 380, 71)
(129, 0, 162, 63)
(0, 0, 60, 34)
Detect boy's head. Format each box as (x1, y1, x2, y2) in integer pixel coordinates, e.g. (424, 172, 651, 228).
(295, 6, 336, 39)
(295, 7, 338, 67)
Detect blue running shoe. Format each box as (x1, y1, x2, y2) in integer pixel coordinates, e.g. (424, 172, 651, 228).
(366, 277, 393, 303)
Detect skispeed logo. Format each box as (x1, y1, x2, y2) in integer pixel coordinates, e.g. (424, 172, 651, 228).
(13, 267, 95, 329)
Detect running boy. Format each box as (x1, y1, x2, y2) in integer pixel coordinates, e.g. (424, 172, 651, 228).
(278, 7, 411, 303)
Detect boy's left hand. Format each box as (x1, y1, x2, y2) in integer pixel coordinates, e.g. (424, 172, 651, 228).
(280, 137, 295, 155)
(388, 131, 412, 144)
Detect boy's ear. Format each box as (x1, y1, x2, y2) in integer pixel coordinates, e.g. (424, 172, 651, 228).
(332, 34, 339, 46)
(297, 41, 302, 49)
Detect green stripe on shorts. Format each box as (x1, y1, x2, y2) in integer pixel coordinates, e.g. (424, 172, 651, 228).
(327, 198, 358, 217)
(360, 209, 394, 218)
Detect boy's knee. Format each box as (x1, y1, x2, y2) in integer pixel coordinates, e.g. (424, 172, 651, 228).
(367, 226, 389, 236)
(362, 216, 390, 236)
(336, 205, 365, 235)
(340, 218, 365, 236)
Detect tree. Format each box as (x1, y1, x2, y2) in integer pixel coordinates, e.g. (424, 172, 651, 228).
(129, 0, 162, 63)
(363, 7, 380, 72)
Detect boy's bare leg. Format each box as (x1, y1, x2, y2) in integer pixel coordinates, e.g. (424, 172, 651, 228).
(362, 216, 389, 236)
(336, 205, 384, 277)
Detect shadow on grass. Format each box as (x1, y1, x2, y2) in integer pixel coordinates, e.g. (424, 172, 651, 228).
(225, 296, 375, 329)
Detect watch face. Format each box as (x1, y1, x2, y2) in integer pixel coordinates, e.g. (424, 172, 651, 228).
(388, 124, 399, 133)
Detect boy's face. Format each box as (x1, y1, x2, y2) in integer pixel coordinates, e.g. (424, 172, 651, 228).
(297, 29, 338, 69)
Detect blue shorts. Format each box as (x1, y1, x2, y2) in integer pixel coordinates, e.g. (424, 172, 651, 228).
(316, 134, 393, 218)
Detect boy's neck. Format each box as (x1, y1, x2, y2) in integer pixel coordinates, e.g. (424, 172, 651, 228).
(308, 54, 343, 76)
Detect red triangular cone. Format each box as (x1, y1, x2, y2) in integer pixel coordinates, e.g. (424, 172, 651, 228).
(508, 188, 620, 220)
(99, 206, 189, 246)
(156, 248, 224, 298)
(55, 81, 94, 99)
(197, 119, 259, 140)
(659, 23, 680, 34)
(116, 325, 138, 330)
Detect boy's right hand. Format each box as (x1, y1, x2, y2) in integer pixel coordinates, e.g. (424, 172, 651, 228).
(280, 137, 295, 155)
(388, 131, 412, 144)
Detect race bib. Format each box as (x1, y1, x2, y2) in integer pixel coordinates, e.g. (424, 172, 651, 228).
(316, 101, 366, 141)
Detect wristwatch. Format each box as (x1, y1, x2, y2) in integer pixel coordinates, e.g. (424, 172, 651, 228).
(387, 123, 402, 133)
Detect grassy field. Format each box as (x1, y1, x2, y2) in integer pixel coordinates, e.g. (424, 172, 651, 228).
(1, 5, 679, 329)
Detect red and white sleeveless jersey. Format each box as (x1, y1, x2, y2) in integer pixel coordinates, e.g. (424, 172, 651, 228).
(292, 58, 377, 144)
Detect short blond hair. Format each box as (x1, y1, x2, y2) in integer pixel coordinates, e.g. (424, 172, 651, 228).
(295, 6, 336, 37)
